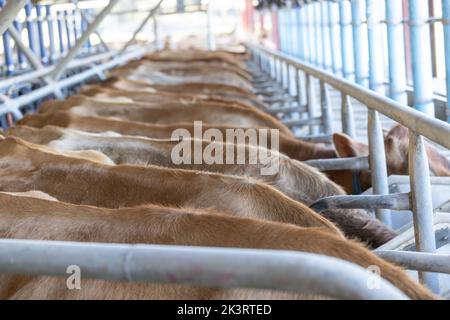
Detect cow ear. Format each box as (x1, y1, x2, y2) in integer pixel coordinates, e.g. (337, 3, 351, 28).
(332, 133, 369, 158)
(387, 125, 409, 141)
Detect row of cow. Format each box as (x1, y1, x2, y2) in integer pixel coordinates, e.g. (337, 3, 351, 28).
(0, 49, 447, 299)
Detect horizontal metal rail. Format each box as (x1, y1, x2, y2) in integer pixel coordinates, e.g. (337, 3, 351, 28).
(376, 251, 450, 275)
(252, 44, 450, 150)
(250, 43, 450, 293)
(305, 156, 370, 171)
(0, 46, 149, 118)
(0, 238, 408, 300)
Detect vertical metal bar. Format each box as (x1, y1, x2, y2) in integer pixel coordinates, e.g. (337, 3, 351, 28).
(36, 4, 48, 64)
(72, 9, 79, 44)
(368, 109, 391, 226)
(57, 9, 65, 54)
(314, 1, 323, 66)
(64, 10, 72, 49)
(366, 0, 384, 94)
(25, 2, 37, 55)
(328, 1, 341, 74)
(321, 0, 330, 70)
(0, 0, 27, 36)
(51, 0, 120, 81)
(408, 131, 440, 293)
(320, 80, 333, 134)
(13, 20, 26, 68)
(0, 0, 15, 76)
(443, 0, 450, 122)
(291, 6, 298, 57)
(386, 0, 408, 104)
(296, 67, 303, 107)
(307, 2, 316, 64)
(153, 16, 159, 50)
(206, 2, 215, 50)
(408, 0, 435, 115)
(2, 29, 14, 76)
(341, 93, 356, 137)
(351, 0, 367, 86)
(306, 74, 319, 135)
(301, 2, 310, 62)
(339, 0, 354, 80)
(46, 5, 56, 62)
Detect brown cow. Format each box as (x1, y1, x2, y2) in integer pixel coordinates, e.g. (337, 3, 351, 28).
(16, 114, 335, 161)
(0, 193, 434, 299)
(0, 136, 341, 235)
(6, 125, 395, 247)
(333, 125, 450, 193)
(36, 95, 293, 136)
(82, 77, 267, 110)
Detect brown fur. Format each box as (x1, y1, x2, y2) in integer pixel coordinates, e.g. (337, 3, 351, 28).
(36, 95, 293, 136)
(0, 193, 435, 299)
(7, 125, 395, 247)
(0, 136, 340, 235)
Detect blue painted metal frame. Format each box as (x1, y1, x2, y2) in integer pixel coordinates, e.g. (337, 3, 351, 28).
(339, 0, 354, 80)
(351, 0, 367, 86)
(386, 0, 407, 104)
(408, 0, 435, 115)
(24, 2, 37, 55)
(36, 4, 48, 64)
(443, 0, 450, 122)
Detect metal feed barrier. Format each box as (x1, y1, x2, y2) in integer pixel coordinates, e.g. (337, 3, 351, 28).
(0, 0, 409, 300)
(249, 43, 450, 294)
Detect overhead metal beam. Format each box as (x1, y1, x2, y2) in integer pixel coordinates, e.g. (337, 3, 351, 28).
(50, 0, 120, 81)
(0, 0, 27, 36)
(118, 0, 164, 56)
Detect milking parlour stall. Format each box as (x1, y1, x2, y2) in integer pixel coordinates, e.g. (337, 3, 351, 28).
(0, 0, 449, 313)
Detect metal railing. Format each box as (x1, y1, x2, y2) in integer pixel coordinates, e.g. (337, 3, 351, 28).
(0, 0, 166, 128)
(249, 42, 450, 294)
(252, 0, 450, 123)
(0, 238, 409, 300)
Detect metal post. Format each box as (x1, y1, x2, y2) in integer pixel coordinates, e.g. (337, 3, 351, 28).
(306, 74, 319, 134)
(351, 0, 367, 86)
(320, 0, 330, 70)
(57, 10, 65, 54)
(320, 80, 333, 134)
(118, 0, 163, 55)
(328, 1, 341, 74)
(0, 0, 27, 36)
(46, 5, 56, 62)
(368, 109, 391, 226)
(408, 0, 435, 115)
(366, 0, 384, 94)
(13, 20, 26, 68)
(0, 0, 14, 76)
(314, 1, 323, 66)
(408, 131, 440, 293)
(24, 3, 37, 55)
(206, 2, 215, 50)
(341, 92, 355, 137)
(64, 10, 72, 49)
(307, 2, 316, 64)
(36, 4, 48, 64)
(300, 2, 310, 61)
(386, 0, 407, 104)
(153, 16, 159, 50)
(339, 0, 354, 80)
(443, 0, 450, 122)
(51, 0, 120, 81)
